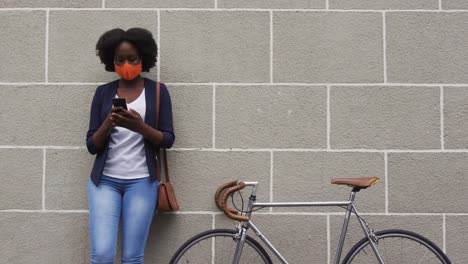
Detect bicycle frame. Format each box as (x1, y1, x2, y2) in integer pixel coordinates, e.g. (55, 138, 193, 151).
(231, 182, 385, 264)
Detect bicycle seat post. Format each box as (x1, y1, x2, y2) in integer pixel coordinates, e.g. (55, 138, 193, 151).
(334, 187, 360, 264)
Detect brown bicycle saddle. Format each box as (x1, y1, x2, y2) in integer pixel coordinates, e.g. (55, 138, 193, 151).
(331, 177, 380, 189)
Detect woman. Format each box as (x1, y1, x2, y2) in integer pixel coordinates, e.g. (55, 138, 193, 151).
(85, 27, 175, 264)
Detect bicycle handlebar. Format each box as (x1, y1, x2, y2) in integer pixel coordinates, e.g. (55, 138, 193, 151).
(215, 180, 237, 210)
(222, 182, 249, 222)
(214, 181, 249, 222)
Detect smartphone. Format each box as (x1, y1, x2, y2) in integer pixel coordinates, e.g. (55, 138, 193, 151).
(112, 98, 128, 112)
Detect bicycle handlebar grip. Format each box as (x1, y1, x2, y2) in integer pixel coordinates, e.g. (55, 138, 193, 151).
(215, 180, 238, 210)
(222, 182, 249, 222)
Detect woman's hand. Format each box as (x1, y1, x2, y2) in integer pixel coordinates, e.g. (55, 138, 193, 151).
(109, 107, 145, 133)
(104, 107, 120, 129)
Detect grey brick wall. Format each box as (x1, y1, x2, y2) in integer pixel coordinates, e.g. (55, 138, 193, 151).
(0, 1, 467, 263)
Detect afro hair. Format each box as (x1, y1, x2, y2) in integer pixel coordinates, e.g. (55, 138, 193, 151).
(95, 27, 157, 72)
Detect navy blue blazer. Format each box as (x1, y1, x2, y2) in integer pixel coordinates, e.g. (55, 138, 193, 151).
(86, 77, 175, 186)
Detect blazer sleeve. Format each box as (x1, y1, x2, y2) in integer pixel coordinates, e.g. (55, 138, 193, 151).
(86, 86, 103, 155)
(158, 83, 175, 148)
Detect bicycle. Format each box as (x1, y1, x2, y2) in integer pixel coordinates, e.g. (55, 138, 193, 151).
(170, 177, 452, 264)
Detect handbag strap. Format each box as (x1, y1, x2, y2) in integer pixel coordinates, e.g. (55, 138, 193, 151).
(154, 81, 171, 183)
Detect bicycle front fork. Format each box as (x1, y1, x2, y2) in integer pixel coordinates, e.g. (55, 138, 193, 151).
(231, 224, 248, 264)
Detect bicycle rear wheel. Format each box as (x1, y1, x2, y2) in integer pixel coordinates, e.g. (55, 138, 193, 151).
(170, 228, 273, 264)
(342, 229, 451, 264)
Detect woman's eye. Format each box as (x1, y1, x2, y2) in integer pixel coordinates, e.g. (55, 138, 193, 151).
(114, 57, 139, 64)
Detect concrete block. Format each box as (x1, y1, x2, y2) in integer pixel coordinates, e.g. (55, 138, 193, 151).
(0, 149, 43, 210)
(0, 212, 89, 263)
(331, 86, 440, 149)
(171, 85, 213, 148)
(167, 150, 271, 211)
(160, 11, 270, 83)
(216, 85, 326, 148)
(273, 12, 383, 83)
(273, 151, 385, 213)
(0, 85, 96, 146)
(443, 86, 468, 148)
(48, 10, 158, 82)
(387, 12, 468, 83)
(0, 11, 45, 82)
(388, 152, 468, 213)
(329, 0, 438, 10)
(45, 149, 93, 210)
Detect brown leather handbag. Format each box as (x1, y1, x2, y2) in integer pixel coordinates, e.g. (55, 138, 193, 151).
(155, 81, 179, 212)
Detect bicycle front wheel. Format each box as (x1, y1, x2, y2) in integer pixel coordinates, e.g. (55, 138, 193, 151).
(170, 228, 273, 264)
(342, 229, 451, 264)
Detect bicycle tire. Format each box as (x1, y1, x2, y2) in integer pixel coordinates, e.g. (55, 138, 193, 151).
(170, 228, 273, 264)
(342, 229, 451, 264)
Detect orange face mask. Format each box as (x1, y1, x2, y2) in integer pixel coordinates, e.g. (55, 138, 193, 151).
(114, 62, 142, 80)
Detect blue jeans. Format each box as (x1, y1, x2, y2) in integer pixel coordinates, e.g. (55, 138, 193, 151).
(87, 175, 159, 264)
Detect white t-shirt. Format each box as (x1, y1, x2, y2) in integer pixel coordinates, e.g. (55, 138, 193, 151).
(103, 87, 149, 179)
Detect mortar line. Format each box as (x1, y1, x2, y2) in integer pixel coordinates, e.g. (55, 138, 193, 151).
(439, 0, 442, 10)
(171, 211, 220, 215)
(442, 213, 446, 253)
(385, 151, 389, 214)
(4, 82, 468, 86)
(270, 10, 273, 83)
(214, 0, 217, 9)
(245, 212, 468, 216)
(157, 9, 161, 81)
(102, 0, 105, 8)
(382, 11, 387, 83)
(0, 146, 86, 149)
(0, 209, 90, 213)
(42, 148, 46, 210)
(440, 86, 445, 150)
(3, 8, 468, 12)
(327, 85, 331, 149)
(45, 9, 49, 83)
(167, 148, 468, 153)
(270, 151, 274, 213)
(172, 147, 468, 154)
(6, 145, 468, 153)
(2, 209, 467, 216)
(151, 82, 468, 86)
(327, 215, 331, 264)
(0, 82, 106, 85)
(212, 84, 216, 148)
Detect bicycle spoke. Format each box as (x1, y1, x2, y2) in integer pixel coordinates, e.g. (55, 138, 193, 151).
(198, 241, 211, 263)
(384, 237, 388, 264)
(400, 237, 403, 264)
(343, 230, 450, 264)
(212, 237, 215, 264)
(417, 247, 429, 264)
(243, 245, 261, 261)
(172, 230, 270, 264)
